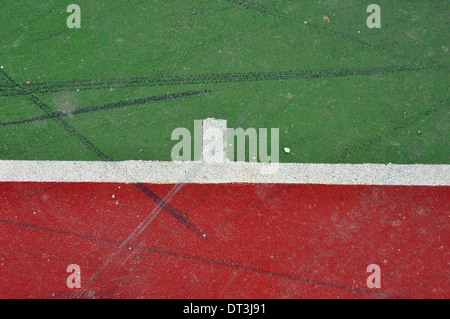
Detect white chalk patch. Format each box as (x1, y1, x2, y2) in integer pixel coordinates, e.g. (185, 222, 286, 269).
(0, 160, 448, 186)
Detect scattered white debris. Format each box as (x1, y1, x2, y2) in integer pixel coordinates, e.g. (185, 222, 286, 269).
(284, 147, 291, 154)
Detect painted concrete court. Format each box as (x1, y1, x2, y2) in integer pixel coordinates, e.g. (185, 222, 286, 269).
(0, 1, 448, 298)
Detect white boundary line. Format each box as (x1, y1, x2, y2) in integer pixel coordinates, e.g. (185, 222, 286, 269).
(2, 118, 448, 186)
(0, 160, 448, 186)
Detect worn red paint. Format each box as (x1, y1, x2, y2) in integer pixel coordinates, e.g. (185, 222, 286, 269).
(0, 182, 448, 298)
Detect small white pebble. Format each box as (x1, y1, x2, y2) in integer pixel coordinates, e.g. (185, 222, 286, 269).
(284, 147, 291, 154)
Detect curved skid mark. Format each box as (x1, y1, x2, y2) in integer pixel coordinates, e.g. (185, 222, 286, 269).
(0, 66, 430, 97)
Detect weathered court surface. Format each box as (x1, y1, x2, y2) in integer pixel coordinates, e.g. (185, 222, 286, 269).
(0, 1, 448, 298)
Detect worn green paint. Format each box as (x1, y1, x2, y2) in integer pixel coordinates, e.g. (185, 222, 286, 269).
(0, 0, 448, 163)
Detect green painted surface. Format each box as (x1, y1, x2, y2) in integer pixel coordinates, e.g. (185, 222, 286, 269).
(0, 0, 448, 163)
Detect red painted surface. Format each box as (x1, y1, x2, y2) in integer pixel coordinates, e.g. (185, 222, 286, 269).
(0, 182, 448, 299)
